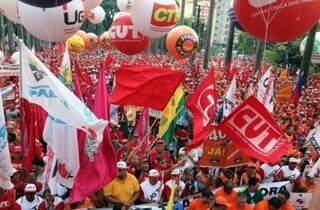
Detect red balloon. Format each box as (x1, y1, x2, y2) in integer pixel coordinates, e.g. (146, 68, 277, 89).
(234, 0, 320, 42)
(109, 14, 150, 55)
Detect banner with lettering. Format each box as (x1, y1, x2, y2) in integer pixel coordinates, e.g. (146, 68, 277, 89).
(0, 64, 20, 77)
(276, 82, 293, 103)
(219, 96, 293, 164)
(199, 129, 250, 168)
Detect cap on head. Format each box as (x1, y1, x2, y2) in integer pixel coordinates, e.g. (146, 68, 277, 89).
(25, 183, 37, 193)
(171, 169, 180, 176)
(148, 169, 160, 178)
(289, 157, 299, 163)
(117, 161, 128, 170)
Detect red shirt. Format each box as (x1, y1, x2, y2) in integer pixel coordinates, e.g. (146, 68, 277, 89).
(0, 190, 20, 210)
(150, 149, 171, 168)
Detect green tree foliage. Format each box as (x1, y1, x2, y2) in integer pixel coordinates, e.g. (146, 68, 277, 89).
(234, 32, 256, 56)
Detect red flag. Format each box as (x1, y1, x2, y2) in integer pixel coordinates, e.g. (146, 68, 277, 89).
(218, 96, 293, 164)
(135, 108, 150, 152)
(70, 62, 118, 203)
(110, 65, 185, 111)
(186, 70, 217, 149)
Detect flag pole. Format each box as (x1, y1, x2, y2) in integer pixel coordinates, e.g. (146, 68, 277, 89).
(19, 39, 25, 161)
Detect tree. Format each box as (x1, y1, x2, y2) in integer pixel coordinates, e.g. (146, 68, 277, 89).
(234, 32, 256, 56)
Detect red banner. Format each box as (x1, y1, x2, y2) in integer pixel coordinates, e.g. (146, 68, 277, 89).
(218, 96, 293, 164)
(199, 129, 250, 168)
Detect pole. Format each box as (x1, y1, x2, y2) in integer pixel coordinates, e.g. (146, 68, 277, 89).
(300, 23, 318, 87)
(180, 0, 186, 25)
(253, 39, 265, 73)
(19, 39, 24, 161)
(224, 23, 235, 68)
(203, 0, 215, 69)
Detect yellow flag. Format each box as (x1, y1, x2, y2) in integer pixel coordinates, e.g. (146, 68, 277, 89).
(166, 183, 177, 210)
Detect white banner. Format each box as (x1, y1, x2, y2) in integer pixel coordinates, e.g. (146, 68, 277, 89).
(223, 76, 237, 117)
(0, 64, 20, 77)
(0, 84, 15, 101)
(20, 42, 107, 143)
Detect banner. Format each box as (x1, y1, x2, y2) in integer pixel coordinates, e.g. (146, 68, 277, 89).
(276, 82, 294, 103)
(308, 126, 320, 155)
(234, 181, 291, 200)
(289, 193, 313, 210)
(0, 84, 15, 101)
(0, 64, 20, 77)
(219, 96, 293, 164)
(199, 129, 250, 168)
(279, 68, 288, 80)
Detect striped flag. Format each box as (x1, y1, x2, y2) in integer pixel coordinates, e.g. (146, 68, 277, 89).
(159, 86, 185, 144)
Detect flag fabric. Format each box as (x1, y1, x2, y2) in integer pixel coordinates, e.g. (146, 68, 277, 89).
(135, 108, 150, 151)
(20, 41, 107, 143)
(110, 65, 185, 111)
(159, 86, 185, 144)
(264, 79, 274, 113)
(223, 76, 237, 117)
(186, 70, 217, 148)
(291, 74, 304, 104)
(166, 183, 177, 210)
(70, 62, 118, 203)
(219, 96, 293, 164)
(0, 94, 13, 190)
(43, 45, 79, 188)
(257, 67, 274, 112)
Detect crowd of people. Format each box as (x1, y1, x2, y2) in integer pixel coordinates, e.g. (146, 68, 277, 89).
(0, 45, 319, 210)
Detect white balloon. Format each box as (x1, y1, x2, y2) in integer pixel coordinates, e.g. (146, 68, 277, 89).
(0, 0, 20, 23)
(131, 0, 180, 38)
(0, 51, 4, 64)
(11, 52, 19, 64)
(88, 6, 105, 24)
(117, 0, 134, 12)
(83, 0, 103, 10)
(18, 0, 84, 42)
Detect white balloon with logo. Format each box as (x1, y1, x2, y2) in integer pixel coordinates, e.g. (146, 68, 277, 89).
(18, 0, 84, 42)
(83, 0, 103, 10)
(0, 51, 4, 64)
(131, 0, 180, 38)
(0, 0, 20, 23)
(117, 0, 134, 12)
(11, 52, 20, 64)
(88, 6, 105, 24)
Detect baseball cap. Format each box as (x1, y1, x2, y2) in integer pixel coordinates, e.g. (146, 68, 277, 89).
(156, 139, 165, 145)
(171, 169, 180, 175)
(25, 183, 37, 193)
(148, 169, 160, 178)
(289, 157, 299, 163)
(215, 196, 231, 207)
(117, 161, 128, 170)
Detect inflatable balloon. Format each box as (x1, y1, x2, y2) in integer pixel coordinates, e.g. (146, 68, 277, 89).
(87, 6, 105, 24)
(76, 30, 87, 38)
(131, 0, 180, 38)
(83, 0, 103, 10)
(166, 26, 198, 60)
(18, 0, 84, 42)
(99, 32, 113, 50)
(18, 0, 73, 7)
(0, 0, 20, 23)
(117, 0, 134, 12)
(109, 14, 150, 55)
(0, 51, 4, 64)
(11, 52, 20, 64)
(234, 0, 320, 42)
(300, 32, 320, 64)
(67, 34, 85, 53)
(83, 33, 99, 50)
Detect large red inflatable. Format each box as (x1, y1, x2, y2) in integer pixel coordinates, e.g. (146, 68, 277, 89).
(109, 14, 150, 55)
(234, 0, 320, 42)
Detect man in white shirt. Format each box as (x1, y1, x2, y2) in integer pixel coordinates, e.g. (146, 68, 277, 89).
(140, 169, 163, 203)
(163, 169, 187, 201)
(16, 183, 45, 210)
(258, 162, 280, 183)
(276, 158, 301, 182)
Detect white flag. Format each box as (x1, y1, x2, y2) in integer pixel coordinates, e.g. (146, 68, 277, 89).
(43, 45, 79, 188)
(0, 94, 13, 190)
(257, 67, 274, 111)
(20, 42, 107, 143)
(264, 78, 274, 113)
(223, 76, 237, 117)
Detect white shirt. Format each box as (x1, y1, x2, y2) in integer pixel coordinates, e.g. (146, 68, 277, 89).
(16, 195, 44, 210)
(278, 165, 301, 180)
(165, 179, 186, 197)
(140, 180, 163, 202)
(260, 163, 280, 182)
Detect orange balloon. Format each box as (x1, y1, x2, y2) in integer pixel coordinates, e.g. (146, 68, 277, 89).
(99, 32, 113, 50)
(83, 32, 99, 50)
(166, 25, 199, 60)
(76, 30, 87, 38)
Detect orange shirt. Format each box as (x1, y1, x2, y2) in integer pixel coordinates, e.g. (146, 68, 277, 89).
(299, 181, 316, 193)
(280, 202, 294, 210)
(215, 187, 237, 204)
(254, 200, 268, 210)
(228, 202, 253, 210)
(188, 198, 210, 210)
